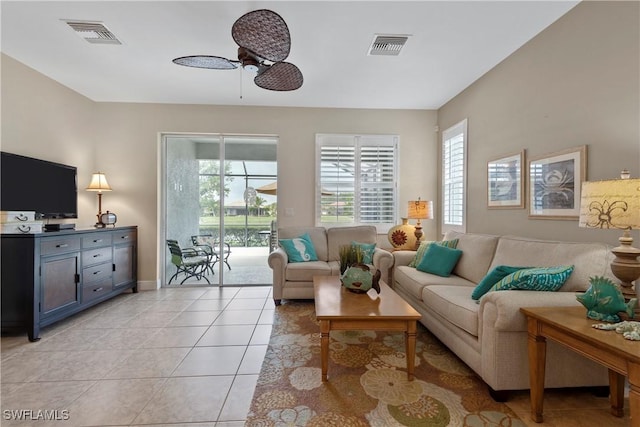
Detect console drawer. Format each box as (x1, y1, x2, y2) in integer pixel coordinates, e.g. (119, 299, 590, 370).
(41, 237, 81, 256)
(82, 262, 113, 284)
(82, 247, 112, 267)
(113, 230, 136, 244)
(82, 278, 112, 303)
(82, 233, 112, 249)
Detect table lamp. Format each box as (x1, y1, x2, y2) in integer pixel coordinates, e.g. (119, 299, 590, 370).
(86, 172, 112, 228)
(407, 198, 433, 250)
(578, 171, 640, 303)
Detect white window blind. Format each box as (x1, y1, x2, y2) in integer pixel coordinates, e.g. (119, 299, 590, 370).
(316, 134, 398, 231)
(441, 119, 467, 234)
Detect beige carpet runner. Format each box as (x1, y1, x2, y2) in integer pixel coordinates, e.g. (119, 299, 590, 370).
(246, 301, 525, 426)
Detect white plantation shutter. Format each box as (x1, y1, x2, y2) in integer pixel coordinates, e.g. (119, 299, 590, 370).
(316, 134, 398, 231)
(442, 119, 467, 233)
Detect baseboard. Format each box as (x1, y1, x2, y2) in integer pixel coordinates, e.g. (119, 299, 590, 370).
(137, 280, 160, 291)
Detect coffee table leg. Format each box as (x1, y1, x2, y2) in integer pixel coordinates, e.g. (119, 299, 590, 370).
(527, 318, 546, 423)
(320, 320, 330, 382)
(406, 321, 416, 381)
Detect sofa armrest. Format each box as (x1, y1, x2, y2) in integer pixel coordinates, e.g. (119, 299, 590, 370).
(479, 290, 582, 334)
(268, 248, 289, 301)
(373, 248, 394, 285)
(392, 250, 416, 267)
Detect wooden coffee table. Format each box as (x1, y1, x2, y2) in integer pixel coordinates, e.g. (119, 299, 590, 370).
(521, 306, 640, 425)
(313, 275, 421, 382)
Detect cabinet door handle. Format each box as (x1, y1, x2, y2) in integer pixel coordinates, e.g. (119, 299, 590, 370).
(93, 254, 101, 258)
(93, 239, 103, 243)
(16, 214, 28, 221)
(56, 243, 68, 248)
(121, 235, 129, 240)
(93, 271, 101, 275)
(93, 287, 103, 292)
(18, 225, 31, 233)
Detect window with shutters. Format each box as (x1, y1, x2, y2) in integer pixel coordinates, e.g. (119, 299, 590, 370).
(316, 134, 398, 232)
(441, 119, 467, 234)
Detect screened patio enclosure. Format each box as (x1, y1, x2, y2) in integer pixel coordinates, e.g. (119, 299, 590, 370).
(163, 134, 277, 286)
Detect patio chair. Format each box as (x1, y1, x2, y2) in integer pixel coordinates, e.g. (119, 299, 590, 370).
(166, 239, 210, 284)
(191, 234, 232, 271)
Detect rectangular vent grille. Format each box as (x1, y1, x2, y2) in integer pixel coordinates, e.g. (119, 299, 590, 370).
(368, 35, 409, 56)
(65, 21, 121, 45)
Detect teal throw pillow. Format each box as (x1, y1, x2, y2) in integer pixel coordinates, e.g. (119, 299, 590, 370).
(489, 265, 575, 293)
(409, 239, 459, 268)
(279, 233, 318, 263)
(471, 265, 531, 300)
(351, 241, 376, 264)
(416, 244, 463, 277)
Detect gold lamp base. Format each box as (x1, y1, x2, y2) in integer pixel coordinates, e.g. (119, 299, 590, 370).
(414, 220, 423, 250)
(610, 230, 640, 317)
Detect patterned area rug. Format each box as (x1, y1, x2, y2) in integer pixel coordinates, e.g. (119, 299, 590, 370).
(246, 301, 525, 426)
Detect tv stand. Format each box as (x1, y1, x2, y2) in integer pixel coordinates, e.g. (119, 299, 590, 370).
(1, 226, 137, 341)
(44, 223, 76, 232)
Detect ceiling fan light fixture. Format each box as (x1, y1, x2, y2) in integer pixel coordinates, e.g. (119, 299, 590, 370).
(173, 9, 302, 91)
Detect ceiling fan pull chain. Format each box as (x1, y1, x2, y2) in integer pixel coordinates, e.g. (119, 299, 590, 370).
(239, 66, 243, 99)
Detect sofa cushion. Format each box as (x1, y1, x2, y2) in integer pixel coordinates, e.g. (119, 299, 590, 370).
(327, 226, 377, 261)
(422, 285, 479, 336)
(408, 239, 459, 268)
(416, 244, 463, 277)
(279, 233, 318, 262)
(351, 241, 376, 264)
(489, 235, 613, 292)
(490, 265, 574, 292)
(444, 231, 500, 284)
(394, 266, 475, 301)
(471, 265, 530, 300)
(285, 261, 332, 281)
(278, 227, 328, 261)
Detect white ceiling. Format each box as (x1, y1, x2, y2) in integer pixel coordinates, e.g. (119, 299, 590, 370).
(1, 1, 579, 110)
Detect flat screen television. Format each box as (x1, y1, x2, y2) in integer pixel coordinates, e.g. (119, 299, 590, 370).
(1, 152, 78, 219)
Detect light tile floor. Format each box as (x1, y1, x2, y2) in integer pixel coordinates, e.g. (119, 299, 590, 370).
(1, 286, 632, 426)
(1, 286, 273, 426)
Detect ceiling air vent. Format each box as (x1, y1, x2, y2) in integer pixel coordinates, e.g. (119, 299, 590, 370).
(64, 20, 121, 45)
(368, 35, 409, 56)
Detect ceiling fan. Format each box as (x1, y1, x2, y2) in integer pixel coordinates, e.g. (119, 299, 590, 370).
(173, 9, 303, 91)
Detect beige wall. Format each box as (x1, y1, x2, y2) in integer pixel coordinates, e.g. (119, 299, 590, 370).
(1, 54, 437, 285)
(4, 1, 637, 284)
(438, 1, 640, 246)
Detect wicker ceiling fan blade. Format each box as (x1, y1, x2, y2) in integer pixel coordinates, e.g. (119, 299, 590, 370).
(172, 55, 238, 70)
(254, 62, 303, 91)
(232, 9, 291, 63)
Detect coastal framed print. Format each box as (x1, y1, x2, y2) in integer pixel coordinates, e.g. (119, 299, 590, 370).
(528, 145, 587, 220)
(487, 150, 525, 209)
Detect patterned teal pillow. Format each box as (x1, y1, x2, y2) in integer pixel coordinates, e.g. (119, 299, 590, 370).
(471, 265, 531, 300)
(416, 244, 463, 277)
(409, 239, 459, 268)
(489, 265, 575, 293)
(351, 241, 376, 264)
(279, 233, 318, 263)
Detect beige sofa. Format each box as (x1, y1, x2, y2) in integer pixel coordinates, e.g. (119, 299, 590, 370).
(268, 225, 394, 305)
(392, 230, 615, 399)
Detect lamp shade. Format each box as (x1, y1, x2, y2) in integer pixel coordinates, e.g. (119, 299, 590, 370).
(407, 199, 434, 220)
(86, 172, 112, 192)
(579, 178, 640, 230)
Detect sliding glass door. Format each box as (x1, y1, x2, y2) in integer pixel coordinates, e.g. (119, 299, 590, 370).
(162, 134, 277, 286)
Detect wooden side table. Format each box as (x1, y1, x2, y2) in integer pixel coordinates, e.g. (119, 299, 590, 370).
(521, 306, 639, 426)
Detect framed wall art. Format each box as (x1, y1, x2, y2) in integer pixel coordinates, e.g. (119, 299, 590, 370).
(487, 150, 525, 209)
(528, 145, 587, 220)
